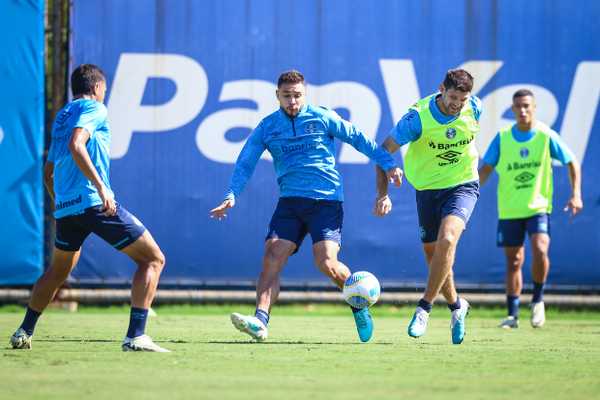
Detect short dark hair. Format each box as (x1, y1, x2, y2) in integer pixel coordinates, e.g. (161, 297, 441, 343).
(442, 69, 474, 92)
(71, 64, 106, 97)
(277, 70, 305, 88)
(513, 88, 534, 101)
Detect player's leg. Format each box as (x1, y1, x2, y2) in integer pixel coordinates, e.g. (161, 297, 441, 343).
(231, 238, 295, 342)
(423, 243, 459, 305)
(528, 214, 551, 327)
(10, 214, 88, 349)
(231, 198, 302, 341)
(87, 204, 168, 352)
(10, 248, 81, 349)
(497, 218, 527, 329)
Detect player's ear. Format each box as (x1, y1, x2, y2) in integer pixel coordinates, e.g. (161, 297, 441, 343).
(439, 83, 445, 94)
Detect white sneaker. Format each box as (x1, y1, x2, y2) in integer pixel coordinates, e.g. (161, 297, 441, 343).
(407, 307, 430, 338)
(230, 313, 268, 342)
(10, 328, 32, 349)
(531, 301, 546, 328)
(122, 335, 171, 352)
(498, 316, 519, 329)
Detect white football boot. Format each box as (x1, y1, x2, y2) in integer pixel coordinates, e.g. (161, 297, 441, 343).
(122, 335, 171, 352)
(531, 301, 546, 328)
(498, 316, 519, 329)
(10, 328, 32, 349)
(230, 313, 268, 342)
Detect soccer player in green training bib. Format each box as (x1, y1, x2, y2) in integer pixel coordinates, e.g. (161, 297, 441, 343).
(479, 89, 583, 329)
(374, 69, 481, 344)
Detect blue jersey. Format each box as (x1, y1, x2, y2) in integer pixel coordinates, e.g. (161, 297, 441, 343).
(482, 124, 574, 167)
(226, 104, 397, 201)
(390, 94, 482, 145)
(47, 99, 114, 218)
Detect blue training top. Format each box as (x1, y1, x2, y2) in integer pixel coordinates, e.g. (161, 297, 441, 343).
(482, 124, 574, 167)
(390, 94, 483, 145)
(225, 104, 397, 201)
(47, 98, 114, 218)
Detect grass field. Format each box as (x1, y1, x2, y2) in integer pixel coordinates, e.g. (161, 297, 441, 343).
(1, 304, 599, 400)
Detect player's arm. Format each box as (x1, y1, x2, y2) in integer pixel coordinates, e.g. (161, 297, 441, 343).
(478, 164, 494, 186)
(479, 133, 500, 186)
(68, 127, 116, 216)
(565, 160, 583, 216)
(43, 161, 55, 202)
(210, 124, 266, 220)
(374, 136, 402, 216)
(548, 132, 583, 216)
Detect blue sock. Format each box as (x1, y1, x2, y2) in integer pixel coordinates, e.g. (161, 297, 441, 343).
(20, 306, 41, 336)
(447, 298, 461, 312)
(507, 295, 520, 318)
(418, 298, 432, 313)
(532, 281, 545, 303)
(126, 307, 148, 339)
(255, 309, 270, 326)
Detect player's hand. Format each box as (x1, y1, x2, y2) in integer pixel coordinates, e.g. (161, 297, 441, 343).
(210, 198, 235, 220)
(386, 167, 403, 187)
(98, 185, 116, 216)
(563, 195, 583, 217)
(373, 195, 392, 217)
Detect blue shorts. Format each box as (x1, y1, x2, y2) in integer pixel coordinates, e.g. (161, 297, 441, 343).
(55, 203, 146, 251)
(497, 213, 550, 247)
(266, 197, 343, 253)
(415, 181, 480, 243)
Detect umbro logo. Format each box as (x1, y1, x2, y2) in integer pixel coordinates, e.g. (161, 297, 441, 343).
(514, 171, 535, 183)
(436, 150, 461, 162)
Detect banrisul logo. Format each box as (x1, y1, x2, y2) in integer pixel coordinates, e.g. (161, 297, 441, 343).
(445, 127, 457, 139)
(520, 147, 529, 158)
(514, 171, 535, 183)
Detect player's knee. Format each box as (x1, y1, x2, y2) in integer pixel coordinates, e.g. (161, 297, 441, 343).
(263, 246, 288, 269)
(152, 251, 166, 271)
(315, 256, 338, 276)
(437, 233, 458, 249)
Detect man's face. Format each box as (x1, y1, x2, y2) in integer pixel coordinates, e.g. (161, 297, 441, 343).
(512, 95, 536, 126)
(94, 80, 107, 103)
(439, 85, 470, 116)
(276, 82, 305, 117)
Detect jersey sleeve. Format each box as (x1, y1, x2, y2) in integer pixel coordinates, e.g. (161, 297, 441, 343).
(225, 122, 267, 200)
(323, 108, 397, 171)
(470, 96, 483, 121)
(389, 110, 422, 146)
(548, 130, 575, 164)
(73, 101, 107, 138)
(482, 133, 501, 167)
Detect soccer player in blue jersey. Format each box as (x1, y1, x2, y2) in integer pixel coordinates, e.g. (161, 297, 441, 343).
(210, 70, 402, 343)
(479, 89, 583, 329)
(374, 69, 481, 344)
(10, 64, 169, 352)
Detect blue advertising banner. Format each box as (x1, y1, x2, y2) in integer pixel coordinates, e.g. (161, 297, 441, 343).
(0, 1, 45, 284)
(70, 0, 600, 287)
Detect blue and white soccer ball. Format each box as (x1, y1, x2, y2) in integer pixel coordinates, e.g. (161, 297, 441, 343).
(343, 271, 381, 309)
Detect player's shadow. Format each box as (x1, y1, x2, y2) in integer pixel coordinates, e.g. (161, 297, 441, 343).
(207, 340, 396, 345)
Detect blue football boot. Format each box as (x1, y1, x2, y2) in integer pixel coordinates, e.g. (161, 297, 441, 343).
(450, 298, 470, 344)
(407, 307, 430, 338)
(352, 307, 373, 342)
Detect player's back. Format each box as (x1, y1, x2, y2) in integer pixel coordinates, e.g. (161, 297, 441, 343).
(48, 98, 113, 218)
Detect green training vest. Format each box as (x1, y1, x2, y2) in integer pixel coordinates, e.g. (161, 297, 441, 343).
(496, 123, 554, 219)
(404, 94, 480, 190)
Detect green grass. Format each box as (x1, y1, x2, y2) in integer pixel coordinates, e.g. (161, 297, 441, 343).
(1, 305, 600, 400)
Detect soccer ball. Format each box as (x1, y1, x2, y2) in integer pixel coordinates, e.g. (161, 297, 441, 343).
(343, 271, 381, 309)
